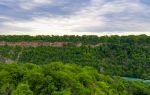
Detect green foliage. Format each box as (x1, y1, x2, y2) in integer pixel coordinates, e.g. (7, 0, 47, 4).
(12, 83, 33, 95)
(0, 35, 150, 95)
(0, 41, 150, 79)
(0, 35, 150, 44)
(0, 63, 149, 95)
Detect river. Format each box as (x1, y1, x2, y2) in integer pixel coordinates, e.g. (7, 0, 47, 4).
(122, 77, 150, 84)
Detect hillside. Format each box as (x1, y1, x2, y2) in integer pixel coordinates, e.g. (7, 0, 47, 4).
(0, 35, 150, 79)
(0, 35, 150, 95)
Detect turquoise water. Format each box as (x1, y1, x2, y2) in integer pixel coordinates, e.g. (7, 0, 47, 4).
(121, 77, 150, 84)
(144, 80, 150, 83)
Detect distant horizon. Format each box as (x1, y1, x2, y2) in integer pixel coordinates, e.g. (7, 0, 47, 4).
(0, 32, 150, 36)
(0, 32, 150, 37)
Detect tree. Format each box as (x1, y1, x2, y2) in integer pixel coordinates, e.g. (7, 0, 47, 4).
(12, 83, 33, 95)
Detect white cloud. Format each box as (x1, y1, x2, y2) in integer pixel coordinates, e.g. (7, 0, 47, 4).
(0, 0, 150, 35)
(2, 13, 105, 34)
(19, 0, 53, 10)
(0, 16, 10, 20)
(2, 0, 106, 34)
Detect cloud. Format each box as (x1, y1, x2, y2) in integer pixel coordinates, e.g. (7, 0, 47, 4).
(1, 0, 106, 34)
(2, 12, 105, 34)
(0, 0, 150, 35)
(19, 0, 53, 10)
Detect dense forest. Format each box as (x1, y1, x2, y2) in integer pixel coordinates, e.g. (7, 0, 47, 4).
(0, 35, 150, 95)
(0, 35, 150, 44)
(0, 63, 150, 95)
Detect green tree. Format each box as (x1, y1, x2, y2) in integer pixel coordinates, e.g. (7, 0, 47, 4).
(12, 83, 33, 95)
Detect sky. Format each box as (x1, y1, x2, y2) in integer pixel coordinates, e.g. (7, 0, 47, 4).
(0, 0, 150, 36)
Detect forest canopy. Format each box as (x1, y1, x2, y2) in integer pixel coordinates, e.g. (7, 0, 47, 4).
(0, 35, 150, 44)
(0, 63, 150, 95)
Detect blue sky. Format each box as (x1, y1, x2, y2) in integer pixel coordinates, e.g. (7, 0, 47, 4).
(0, 0, 150, 35)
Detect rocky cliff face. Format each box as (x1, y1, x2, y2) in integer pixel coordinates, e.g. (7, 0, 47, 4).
(0, 42, 73, 47)
(0, 55, 14, 63)
(0, 42, 106, 47)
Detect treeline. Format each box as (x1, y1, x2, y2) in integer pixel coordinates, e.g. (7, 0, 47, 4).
(0, 35, 150, 44)
(0, 43, 150, 79)
(0, 63, 150, 95)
